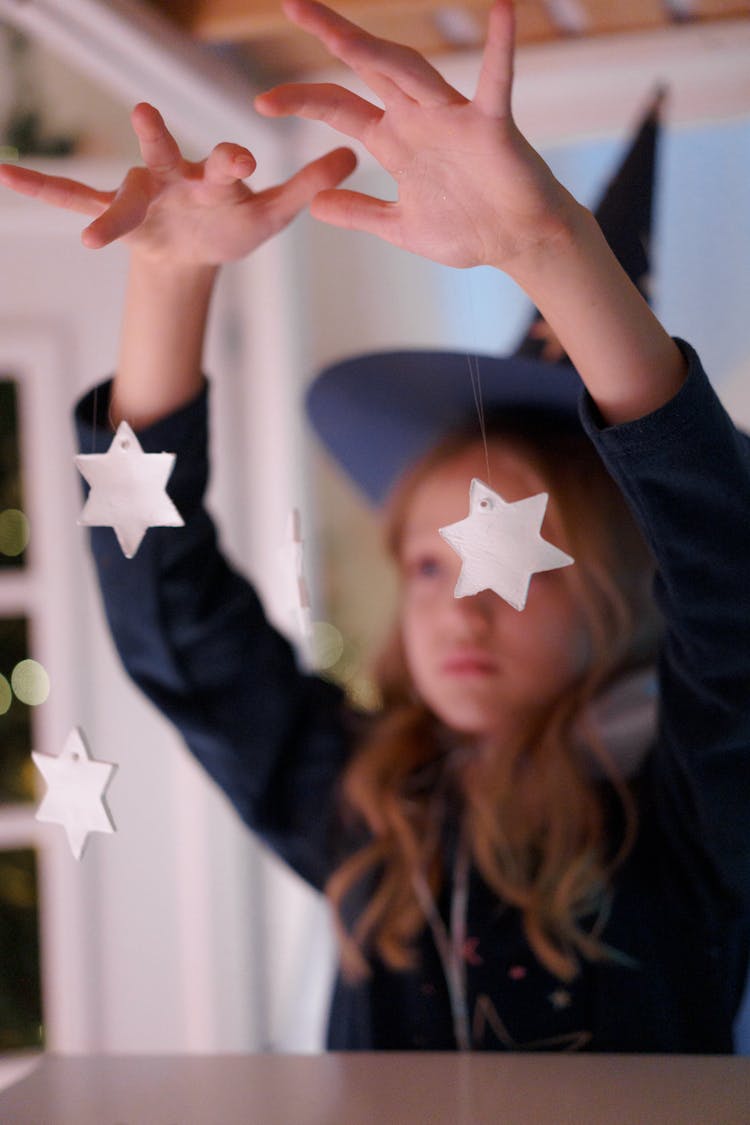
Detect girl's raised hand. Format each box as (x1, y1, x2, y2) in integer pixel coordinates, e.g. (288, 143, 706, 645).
(255, 0, 573, 271)
(0, 102, 356, 266)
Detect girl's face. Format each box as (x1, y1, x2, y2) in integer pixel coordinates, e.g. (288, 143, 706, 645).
(398, 441, 590, 741)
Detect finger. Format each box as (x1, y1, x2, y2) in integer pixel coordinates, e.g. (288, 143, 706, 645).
(310, 187, 402, 243)
(203, 142, 257, 186)
(130, 102, 184, 180)
(0, 165, 112, 216)
(281, 0, 458, 107)
(258, 146, 357, 230)
(256, 83, 382, 141)
(82, 167, 151, 248)
(473, 0, 515, 118)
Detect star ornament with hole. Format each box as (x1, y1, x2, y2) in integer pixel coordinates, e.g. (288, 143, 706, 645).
(32, 728, 117, 860)
(75, 421, 184, 558)
(278, 508, 313, 652)
(439, 479, 574, 611)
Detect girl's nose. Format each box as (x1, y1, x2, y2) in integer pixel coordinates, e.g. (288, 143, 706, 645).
(449, 588, 497, 630)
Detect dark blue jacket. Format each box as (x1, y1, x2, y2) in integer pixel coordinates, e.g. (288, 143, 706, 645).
(75, 342, 750, 1051)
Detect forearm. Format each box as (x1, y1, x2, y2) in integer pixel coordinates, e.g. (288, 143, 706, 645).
(74, 379, 349, 887)
(580, 344, 750, 898)
(506, 201, 686, 427)
(111, 254, 219, 429)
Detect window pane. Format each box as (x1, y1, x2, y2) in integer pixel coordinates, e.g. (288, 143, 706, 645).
(0, 849, 44, 1050)
(0, 379, 27, 569)
(0, 618, 35, 803)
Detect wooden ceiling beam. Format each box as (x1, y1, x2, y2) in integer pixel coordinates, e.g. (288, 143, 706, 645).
(572, 0, 666, 34)
(152, 0, 750, 41)
(145, 0, 750, 82)
(151, 1, 544, 42)
(688, 0, 750, 14)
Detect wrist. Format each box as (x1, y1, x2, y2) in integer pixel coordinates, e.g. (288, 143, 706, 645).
(112, 256, 218, 430)
(498, 195, 593, 297)
(128, 252, 219, 293)
(494, 196, 686, 424)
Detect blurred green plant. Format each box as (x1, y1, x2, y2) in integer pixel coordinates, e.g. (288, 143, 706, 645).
(0, 380, 26, 570)
(0, 28, 77, 159)
(0, 619, 34, 803)
(0, 849, 43, 1049)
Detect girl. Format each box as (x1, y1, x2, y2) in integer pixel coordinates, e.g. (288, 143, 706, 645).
(1, 0, 747, 1052)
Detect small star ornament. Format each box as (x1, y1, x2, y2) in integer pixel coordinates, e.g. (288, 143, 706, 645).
(278, 508, 314, 655)
(75, 421, 184, 558)
(32, 728, 117, 860)
(439, 479, 574, 611)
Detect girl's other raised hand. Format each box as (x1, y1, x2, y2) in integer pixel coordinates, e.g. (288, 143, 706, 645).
(257, 0, 686, 423)
(255, 0, 574, 272)
(0, 102, 356, 267)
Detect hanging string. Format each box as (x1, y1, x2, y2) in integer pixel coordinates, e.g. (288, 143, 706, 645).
(462, 276, 492, 487)
(90, 385, 99, 453)
(91, 382, 123, 450)
(412, 826, 472, 1052)
(467, 352, 491, 487)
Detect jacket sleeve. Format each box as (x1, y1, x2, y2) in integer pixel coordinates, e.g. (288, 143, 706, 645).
(580, 339, 750, 907)
(73, 379, 351, 890)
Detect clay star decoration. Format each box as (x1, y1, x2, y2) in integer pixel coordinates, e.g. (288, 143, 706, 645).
(439, 479, 574, 611)
(279, 508, 313, 653)
(32, 728, 117, 860)
(75, 421, 184, 558)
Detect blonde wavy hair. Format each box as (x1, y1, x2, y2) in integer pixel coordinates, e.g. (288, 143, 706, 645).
(326, 413, 660, 983)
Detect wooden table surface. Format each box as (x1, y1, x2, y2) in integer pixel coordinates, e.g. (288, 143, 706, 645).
(1, 1052, 748, 1124)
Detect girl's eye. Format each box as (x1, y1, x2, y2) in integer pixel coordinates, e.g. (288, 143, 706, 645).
(408, 556, 441, 580)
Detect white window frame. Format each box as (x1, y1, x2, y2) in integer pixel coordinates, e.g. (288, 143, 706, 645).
(0, 327, 95, 1050)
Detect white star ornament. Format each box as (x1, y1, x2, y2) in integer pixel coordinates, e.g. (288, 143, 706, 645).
(278, 508, 313, 653)
(32, 728, 117, 860)
(439, 479, 574, 611)
(75, 421, 184, 558)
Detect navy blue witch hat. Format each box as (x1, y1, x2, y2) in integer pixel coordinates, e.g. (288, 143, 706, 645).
(306, 92, 664, 505)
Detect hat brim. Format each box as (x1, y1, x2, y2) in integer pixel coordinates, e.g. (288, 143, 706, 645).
(306, 349, 585, 506)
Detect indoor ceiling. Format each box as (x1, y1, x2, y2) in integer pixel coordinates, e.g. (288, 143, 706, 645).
(144, 1, 750, 83)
